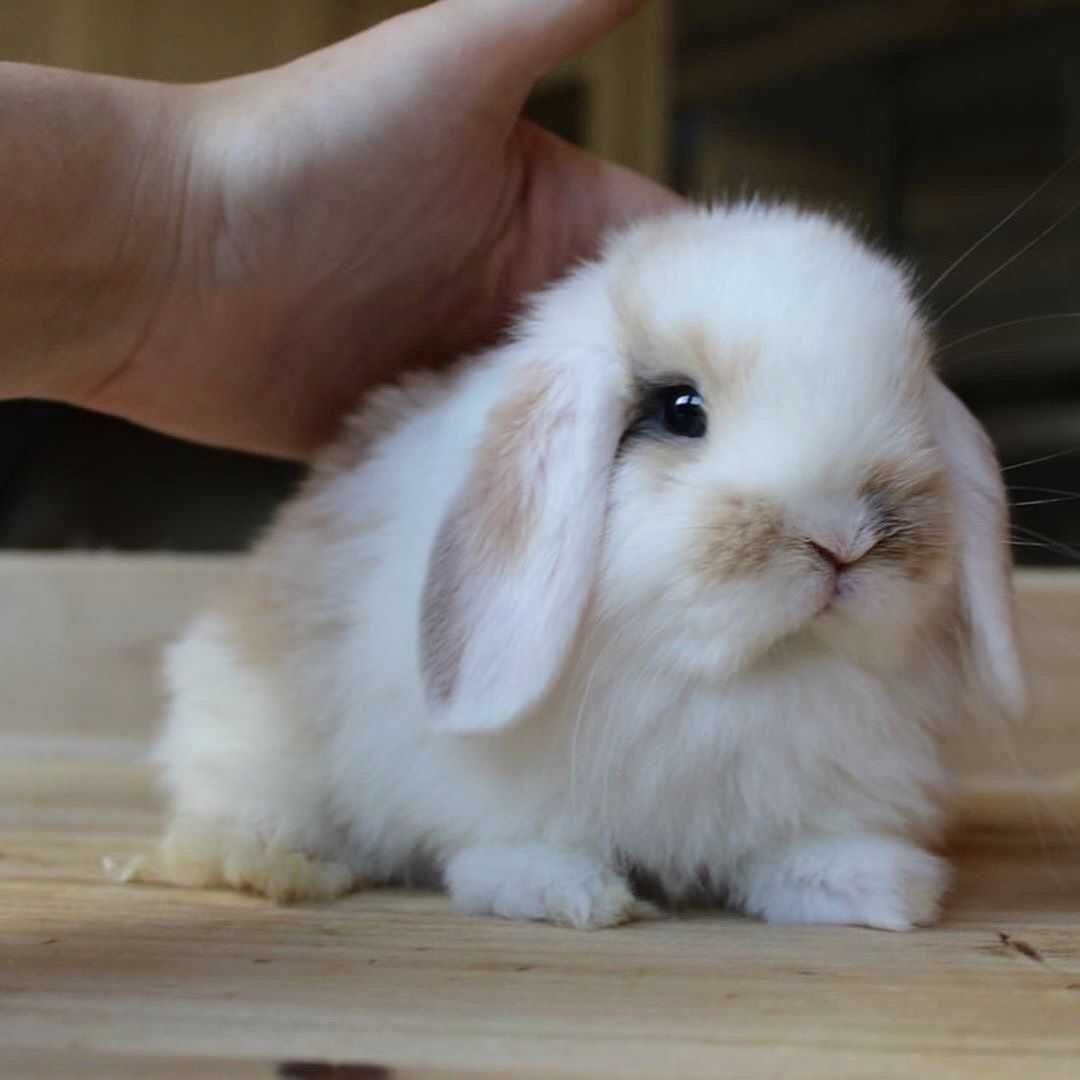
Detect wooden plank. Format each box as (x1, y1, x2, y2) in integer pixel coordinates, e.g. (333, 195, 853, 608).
(2, 817, 1079, 1078)
(2, 554, 1080, 1077)
(0, 1052, 582, 1080)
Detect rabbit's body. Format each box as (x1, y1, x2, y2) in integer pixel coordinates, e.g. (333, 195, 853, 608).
(156, 205, 1023, 929)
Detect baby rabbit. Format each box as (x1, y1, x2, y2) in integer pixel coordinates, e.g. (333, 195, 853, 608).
(154, 204, 1024, 930)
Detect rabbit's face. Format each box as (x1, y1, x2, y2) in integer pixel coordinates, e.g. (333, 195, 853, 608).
(420, 205, 1020, 735)
(595, 212, 954, 679)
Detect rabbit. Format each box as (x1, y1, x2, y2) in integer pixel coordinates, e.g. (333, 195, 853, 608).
(151, 203, 1025, 931)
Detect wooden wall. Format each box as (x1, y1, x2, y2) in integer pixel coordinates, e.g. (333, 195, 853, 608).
(0, 2, 411, 81)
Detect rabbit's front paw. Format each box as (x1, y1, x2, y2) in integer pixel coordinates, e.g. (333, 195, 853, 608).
(734, 834, 950, 931)
(445, 844, 639, 929)
(161, 820, 355, 904)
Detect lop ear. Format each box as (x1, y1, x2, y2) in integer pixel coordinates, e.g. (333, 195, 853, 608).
(929, 381, 1026, 717)
(420, 349, 628, 734)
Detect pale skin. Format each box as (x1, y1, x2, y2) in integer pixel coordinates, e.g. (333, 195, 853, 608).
(0, 0, 680, 461)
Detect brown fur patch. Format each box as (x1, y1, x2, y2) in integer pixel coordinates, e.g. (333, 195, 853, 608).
(463, 364, 567, 560)
(614, 283, 656, 369)
(615, 288, 755, 403)
(862, 462, 944, 504)
(697, 494, 786, 582)
(680, 320, 716, 373)
(420, 364, 569, 703)
(863, 463, 950, 580)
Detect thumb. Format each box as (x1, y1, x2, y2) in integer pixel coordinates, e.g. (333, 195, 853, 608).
(429, 0, 650, 91)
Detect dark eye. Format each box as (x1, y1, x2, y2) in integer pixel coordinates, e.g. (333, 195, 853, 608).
(659, 385, 707, 438)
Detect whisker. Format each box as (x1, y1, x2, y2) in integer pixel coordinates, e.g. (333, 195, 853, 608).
(919, 146, 1080, 302)
(1003, 447, 1080, 472)
(1011, 523, 1080, 562)
(933, 193, 1080, 323)
(1007, 539, 1078, 562)
(1010, 495, 1080, 508)
(1012, 522, 1058, 538)
(1007, 484, 1080, 497)
(937, 312, 1080, 354)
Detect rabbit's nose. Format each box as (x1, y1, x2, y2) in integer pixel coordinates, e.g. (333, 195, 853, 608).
(807, 538, 869, 572)
(808, 540, 849, 570)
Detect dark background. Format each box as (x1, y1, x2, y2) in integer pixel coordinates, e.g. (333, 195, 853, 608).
(3, 0, 1079, 562)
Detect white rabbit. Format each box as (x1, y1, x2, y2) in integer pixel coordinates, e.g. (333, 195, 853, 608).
(153, 204, 1025, 930)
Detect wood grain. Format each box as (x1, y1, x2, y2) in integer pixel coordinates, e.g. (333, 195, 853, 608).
(2, 556, 1080, 1078)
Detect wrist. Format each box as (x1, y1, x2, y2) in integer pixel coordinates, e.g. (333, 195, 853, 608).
(0, 64, 199, 409)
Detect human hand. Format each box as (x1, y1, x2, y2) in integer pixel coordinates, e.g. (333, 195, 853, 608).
(80, 0, 680, 459)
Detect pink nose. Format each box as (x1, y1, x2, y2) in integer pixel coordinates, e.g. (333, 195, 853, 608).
(808, 540, 853, 571)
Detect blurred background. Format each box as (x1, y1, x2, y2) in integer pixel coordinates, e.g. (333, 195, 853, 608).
(2, 0, 1079, 562)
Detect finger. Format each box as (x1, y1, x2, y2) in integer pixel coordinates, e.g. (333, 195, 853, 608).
(428, 0, 651, 90)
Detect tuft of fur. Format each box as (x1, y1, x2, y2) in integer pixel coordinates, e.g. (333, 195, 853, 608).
(152, 204, 1023, 929)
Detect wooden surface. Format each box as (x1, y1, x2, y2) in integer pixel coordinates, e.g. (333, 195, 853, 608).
(3, 556, 1080, 1078)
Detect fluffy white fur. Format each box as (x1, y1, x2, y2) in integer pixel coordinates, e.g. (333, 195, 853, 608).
(154, 205, 1023, 930)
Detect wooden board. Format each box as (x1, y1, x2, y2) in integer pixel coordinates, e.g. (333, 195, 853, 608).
(3, 556, 1080, 1078)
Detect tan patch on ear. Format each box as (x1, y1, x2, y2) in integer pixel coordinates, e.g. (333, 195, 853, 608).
(696, 494, 786, 583)
(863, 463, 950, 581)
(420, 363, 571, 703)
(463, 364, 569, 560)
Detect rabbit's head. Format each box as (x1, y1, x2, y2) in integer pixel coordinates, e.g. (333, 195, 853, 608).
(420, 206, 1024, 733)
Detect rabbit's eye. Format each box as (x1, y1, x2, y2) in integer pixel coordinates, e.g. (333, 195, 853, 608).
(658, 385, 707, 438)
(621, 380, 708, 446)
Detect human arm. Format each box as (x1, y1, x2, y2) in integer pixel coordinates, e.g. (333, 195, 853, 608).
(0, 0, 680, 460)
